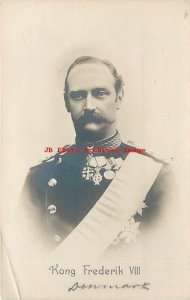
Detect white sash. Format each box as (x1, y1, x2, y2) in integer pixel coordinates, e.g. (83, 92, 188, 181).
(51, 153, 163, 261)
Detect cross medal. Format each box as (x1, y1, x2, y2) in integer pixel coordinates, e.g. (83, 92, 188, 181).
(82, 154, 94, 181)
(92, 166, 102, 185)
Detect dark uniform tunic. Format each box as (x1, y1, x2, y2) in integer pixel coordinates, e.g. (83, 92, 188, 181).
(19, 131, 175, 254)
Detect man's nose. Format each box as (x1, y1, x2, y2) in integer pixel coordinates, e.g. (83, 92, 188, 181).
(84, 92, 96, 111)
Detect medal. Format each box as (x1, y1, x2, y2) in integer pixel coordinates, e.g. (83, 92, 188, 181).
(82, 166, 92, 180)
(104, 170, 115, 180)
(82, 154, 119, 185)
(93, 167, 102, 185)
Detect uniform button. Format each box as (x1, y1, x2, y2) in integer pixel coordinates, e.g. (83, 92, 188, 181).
(53, 234, 61, 242)
(47, 204, 57, 214)
(48, 178, 57, 186)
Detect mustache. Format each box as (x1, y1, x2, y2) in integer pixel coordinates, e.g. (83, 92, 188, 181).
(76, 110, 108, 126)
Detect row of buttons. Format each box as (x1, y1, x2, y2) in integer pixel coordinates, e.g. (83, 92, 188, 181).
(47, 178, 60, 242)
(47, 179, 57, 221)
(47, 168, 57, 214)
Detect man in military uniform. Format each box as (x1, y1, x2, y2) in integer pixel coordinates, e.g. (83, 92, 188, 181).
(19, 56, 176, 260)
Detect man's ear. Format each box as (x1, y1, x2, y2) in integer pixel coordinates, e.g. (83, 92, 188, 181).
(116, 88, 124, 110)
(64, 94, 71, 112)
(65, 102, 71, 112)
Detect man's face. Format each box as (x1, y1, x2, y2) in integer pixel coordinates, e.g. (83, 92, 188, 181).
(66, 63, 122, 139)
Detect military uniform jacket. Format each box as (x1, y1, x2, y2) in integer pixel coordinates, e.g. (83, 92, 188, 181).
(18, 132, 176, 256)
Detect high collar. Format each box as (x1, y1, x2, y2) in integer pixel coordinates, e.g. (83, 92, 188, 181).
(75, 131, 122, 149)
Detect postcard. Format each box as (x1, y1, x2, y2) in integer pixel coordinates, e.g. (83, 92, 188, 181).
(1, 0, 190, 299)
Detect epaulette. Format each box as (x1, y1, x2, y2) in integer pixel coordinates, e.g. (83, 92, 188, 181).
(126, 140, 171, 165)
(29, 154, 56, 170)
(57, 144, 73, 156)
(29, 144, 73, 170)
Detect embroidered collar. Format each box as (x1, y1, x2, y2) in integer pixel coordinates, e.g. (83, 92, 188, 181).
(75, 131, 122, 149)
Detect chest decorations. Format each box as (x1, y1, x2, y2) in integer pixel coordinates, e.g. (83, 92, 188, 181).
(112, 201, 147, 246)
(82, 153, 123, 185)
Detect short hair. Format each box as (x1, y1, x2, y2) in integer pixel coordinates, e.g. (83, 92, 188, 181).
(64, 56, 124, 104)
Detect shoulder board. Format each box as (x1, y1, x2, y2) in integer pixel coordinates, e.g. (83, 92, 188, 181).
(29, 154, 56, 170)
(29, 144, 74, 170)
(57, 144, 75, 156)
(126, 140, 171, 165)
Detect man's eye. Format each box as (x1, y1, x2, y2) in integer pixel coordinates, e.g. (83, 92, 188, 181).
(92, 89, 109, 98)
(70, 91, 87, 100)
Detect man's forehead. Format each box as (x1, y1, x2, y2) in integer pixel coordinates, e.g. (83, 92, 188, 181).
(67, 63, 115, 90)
